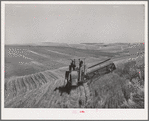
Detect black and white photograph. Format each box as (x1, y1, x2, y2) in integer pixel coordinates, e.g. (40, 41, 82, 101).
(1, 1, 148, 120)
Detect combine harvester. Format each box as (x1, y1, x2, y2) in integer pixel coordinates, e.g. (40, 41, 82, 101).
(65, 58, 116, 87)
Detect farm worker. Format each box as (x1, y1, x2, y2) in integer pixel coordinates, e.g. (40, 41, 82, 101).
(79, 60, 83, 82)
(78, 59, 80, 68)
(69, 60, 73, 72)
(79, 60, 83, 68)
(73, 59, 76, 70)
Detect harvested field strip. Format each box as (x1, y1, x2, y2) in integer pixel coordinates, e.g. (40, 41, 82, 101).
(5, 75, 91, 108)
(28, 50, 67, 66)
(5, 69, 129, 108)
(69, 87, 81, 108)
(44, 71, 59, 80)
(49, 90, 60, 108)
(79, 85, 86, 108)
(35, 80, 62, 108)
(5, 72, 101, 108)
(5, 71, 59, 103)
(46, 49, 73, 57)
(31, 75, 40, 88)
(33, 73, 45, 85)
(35, 81, 59, 108)
(5, 77, 90, 108)
(5, 80, 54, 108)
(32, 74, 43, 87)
(83, 83, 91, 105)
(21, 78, 27, 93)
(51, 70, 65, 78)
(22, 84, 51, 108)
(75, 86, 81, 108)
(5, 76, 63, 108)
(39, 73, 47, 83)
(24, 76, 32, 90)
(16, 79, 25, 95)
(87, 72, 137, 108)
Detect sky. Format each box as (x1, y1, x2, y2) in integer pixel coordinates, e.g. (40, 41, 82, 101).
(5, 4, 145, 44)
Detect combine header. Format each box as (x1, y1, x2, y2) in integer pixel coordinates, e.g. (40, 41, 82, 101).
(65, 58, 116, 87)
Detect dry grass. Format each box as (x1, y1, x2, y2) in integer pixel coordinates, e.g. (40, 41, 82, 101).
(5, 59, 144, 108)
(86, 73, 125, 108)
(86, 59, 144, 108)
(5, 70, 59, 104)
(4, 44, 144, 108)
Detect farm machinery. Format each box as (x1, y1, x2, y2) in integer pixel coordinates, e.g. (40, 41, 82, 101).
(65, 58, 116, 87)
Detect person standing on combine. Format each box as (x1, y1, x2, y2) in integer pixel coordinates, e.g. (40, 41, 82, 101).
(73, 59, 76, 70)
(78, 60, 83, 82)
(69, 60, 74, 72)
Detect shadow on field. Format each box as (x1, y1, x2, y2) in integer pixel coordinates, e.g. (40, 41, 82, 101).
(54, 82, 83, 96)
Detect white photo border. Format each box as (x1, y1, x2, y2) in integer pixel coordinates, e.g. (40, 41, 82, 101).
(1, 1, 148, 120)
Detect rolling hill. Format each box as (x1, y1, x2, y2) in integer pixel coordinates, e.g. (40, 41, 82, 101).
(4, 43, 144, 108)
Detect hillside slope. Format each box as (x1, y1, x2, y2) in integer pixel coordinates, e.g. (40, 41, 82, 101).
(5, 57, 144, 108)
(5, 69, 91, 108)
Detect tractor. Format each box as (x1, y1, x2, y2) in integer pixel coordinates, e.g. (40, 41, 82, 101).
(64, 58, 116, 87)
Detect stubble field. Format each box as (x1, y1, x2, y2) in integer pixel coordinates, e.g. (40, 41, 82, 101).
(4, 43, 144, 108)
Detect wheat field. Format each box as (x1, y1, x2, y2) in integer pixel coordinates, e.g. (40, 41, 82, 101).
(4, 43, 144, 108)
